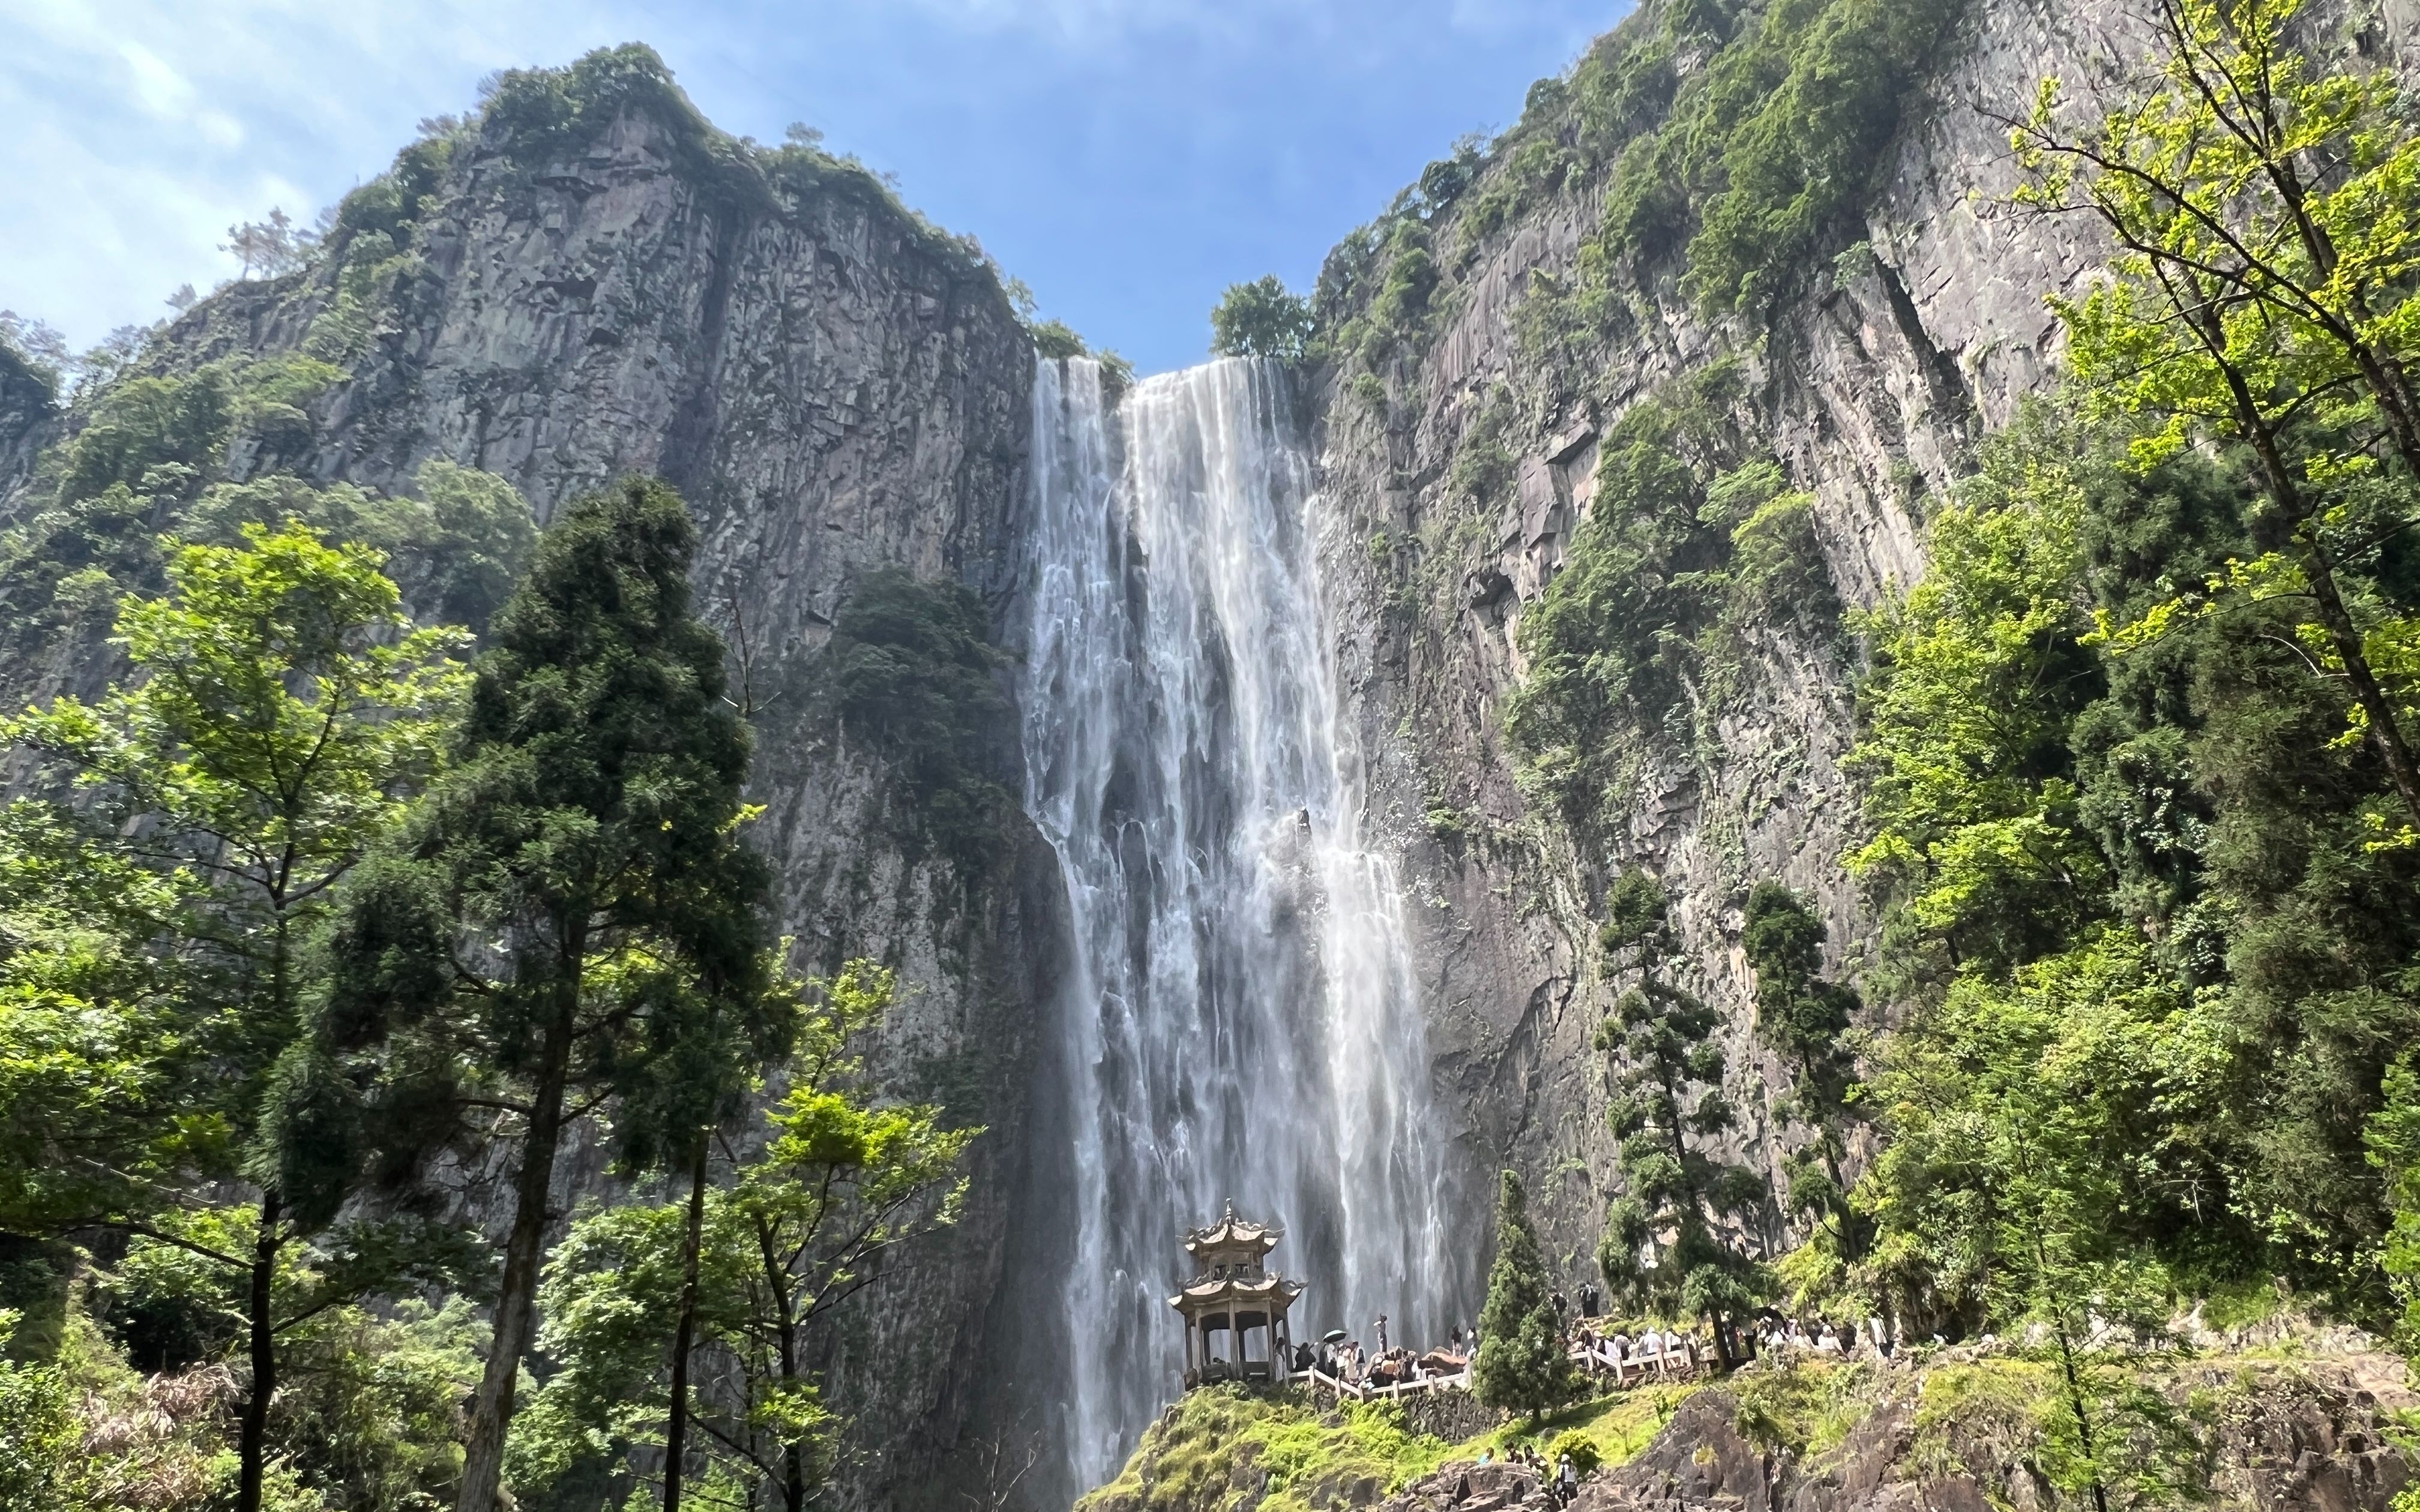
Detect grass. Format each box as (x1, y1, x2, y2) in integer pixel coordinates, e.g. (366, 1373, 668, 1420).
(1079, 1381, 1704, 1512)
(1730, 1358, 1878, 1457)
(1463, 1385, 1700, 1468)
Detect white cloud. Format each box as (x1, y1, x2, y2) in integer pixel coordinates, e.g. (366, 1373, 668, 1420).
(0, 0, 1622, 359)
(0, 0, 673, 347)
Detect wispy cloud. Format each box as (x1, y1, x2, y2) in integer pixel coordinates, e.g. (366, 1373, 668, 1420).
(0, 0, 648, 346)
(0, 0, 1625, 369)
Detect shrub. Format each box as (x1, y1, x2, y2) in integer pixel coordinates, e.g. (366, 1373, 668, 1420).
(1210, 276, 1316, 362)
(1543, 1429, 1601, 1476)
(826, 568, 1015, 870)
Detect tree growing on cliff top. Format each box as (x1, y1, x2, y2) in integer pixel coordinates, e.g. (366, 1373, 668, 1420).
(1209, 276, 1315, 362)
(1475, 1170, 1582, 1422)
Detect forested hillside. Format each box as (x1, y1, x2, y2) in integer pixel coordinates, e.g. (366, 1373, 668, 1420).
(0, 43, 1049, 1512)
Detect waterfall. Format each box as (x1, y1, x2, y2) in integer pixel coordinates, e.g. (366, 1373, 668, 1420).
(1019, 355, 1474, 1493)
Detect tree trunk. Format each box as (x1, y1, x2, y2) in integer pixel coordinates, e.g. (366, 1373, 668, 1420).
(2299, 526, 2420, 823)
(457, 985, 579, 1512)
(2052, 1319, 2110, 1512)
(769, 1231, 807, 1512)
(2215, 336, 2420, 830)
(663, 1136, 710, 1512)
(235, 1190, 282, 1512)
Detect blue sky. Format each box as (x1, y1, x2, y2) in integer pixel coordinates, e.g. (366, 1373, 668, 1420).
(0, 0, 1623, 376)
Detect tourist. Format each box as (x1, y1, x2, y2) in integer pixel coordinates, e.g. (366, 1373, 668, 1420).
(1557, 1452, 1577, 1507)
(1580, 1283, 1601, 1318)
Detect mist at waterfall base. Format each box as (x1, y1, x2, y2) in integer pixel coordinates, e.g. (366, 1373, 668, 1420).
(1012, 355, 1481, 1499)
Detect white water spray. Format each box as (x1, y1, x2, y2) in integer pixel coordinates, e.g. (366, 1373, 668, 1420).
(1019, 356, 1473, 1493)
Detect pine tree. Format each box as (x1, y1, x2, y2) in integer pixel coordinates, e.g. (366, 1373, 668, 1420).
(310, 478, 777, 1512)
(1594, 869, 1766, 1368)
(1741, 881, 1862, 1254)
(1474, 1170, 1581, 1423)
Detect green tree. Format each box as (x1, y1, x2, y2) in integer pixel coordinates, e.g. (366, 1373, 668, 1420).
(1209, 276, 1316, 362)
(1473, 1171, 1581, 1423)
(312, 477, 777, 1512)
(513, 962, 975, 1512)
(1862, 935, 2218, 1509)
(1740, 882, 1862, 1255)
(2367, 1058, 2420, 1351)
(1844, 421, 2109, 996)
(2011, 0, 2420, 828)
(0, 1312, 74, 1511)
(1593, 869, 1766, 1367)
(2, 523, 468, 1512)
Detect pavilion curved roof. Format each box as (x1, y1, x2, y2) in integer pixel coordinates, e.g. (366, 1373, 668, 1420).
(1167, 1273, 1304, 1312)
(1183, 1201, 1282, 1257)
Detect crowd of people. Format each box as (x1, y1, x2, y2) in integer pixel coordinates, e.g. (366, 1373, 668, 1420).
(1299, 1288, 1903, 1406)
(1754, 1313, 1894, 1357)
(1298, 1312, 1476, 1391)
(1451, 1442, 1583, 1508)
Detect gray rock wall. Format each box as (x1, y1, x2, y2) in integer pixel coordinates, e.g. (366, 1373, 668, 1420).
(1296, 0, 2420, 1285)
(0, 100, 1052, 1512)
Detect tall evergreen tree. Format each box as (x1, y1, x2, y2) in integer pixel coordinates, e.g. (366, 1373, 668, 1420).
(1474, 1170, 1581, 1423)
(1741, 882, 1862, 1254)
(311, 478, 777, 1512)
(1594, 869, 1766, 1367)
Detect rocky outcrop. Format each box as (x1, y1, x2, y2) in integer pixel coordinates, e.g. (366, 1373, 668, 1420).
(1576, 1362, 2413, 1512)
(0, 83, 1051, 1512)
(1296, 0, 2420, 1277)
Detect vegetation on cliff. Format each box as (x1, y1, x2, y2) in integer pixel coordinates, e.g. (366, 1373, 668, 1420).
(0, 475, 972, 1512)
(1077, 1382, 1696, 1512)
(1326, 0, 2420, 1499)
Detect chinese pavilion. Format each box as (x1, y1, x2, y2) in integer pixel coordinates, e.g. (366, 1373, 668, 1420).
(1170, 1201, 1304, 1388)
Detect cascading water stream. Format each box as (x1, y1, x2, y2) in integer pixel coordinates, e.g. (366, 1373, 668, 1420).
(1019, 355, 1474, 1493)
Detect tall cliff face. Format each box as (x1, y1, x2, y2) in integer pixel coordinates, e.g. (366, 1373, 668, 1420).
(1292, 0, 2420, 1279)
(0, 73, 1055, 1512)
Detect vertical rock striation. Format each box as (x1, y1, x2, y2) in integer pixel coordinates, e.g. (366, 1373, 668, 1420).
(1290, 0, 2420, 1288)
(0, 80, 1053, 1512)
